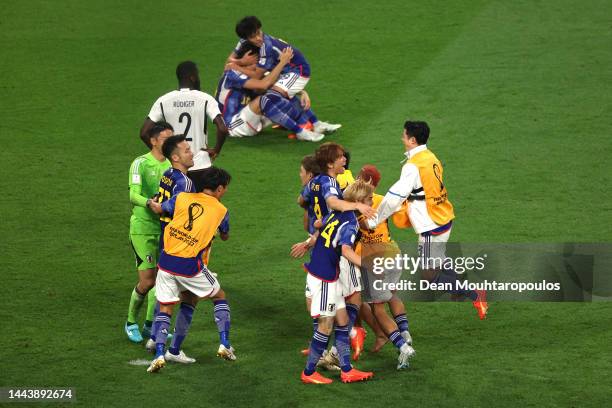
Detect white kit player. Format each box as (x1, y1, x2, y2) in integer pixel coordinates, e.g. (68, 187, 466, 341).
(140, 61, 229, 172)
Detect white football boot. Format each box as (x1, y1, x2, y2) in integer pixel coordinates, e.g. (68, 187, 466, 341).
(313, 121, 342, 134)
(397, 343, 416, 370)
(165, 350, 196, 364)
(401, 330, 413, 345)
(217, 344, 237, 361)
(296, 129, 325, 142)
(147, 355, 166, 373)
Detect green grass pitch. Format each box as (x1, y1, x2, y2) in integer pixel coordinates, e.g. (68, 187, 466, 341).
(2, 0, 611, 406)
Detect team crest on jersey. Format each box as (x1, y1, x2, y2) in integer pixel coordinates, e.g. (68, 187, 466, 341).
(328, 304, 336, 312)
(146, 255, 153, 264)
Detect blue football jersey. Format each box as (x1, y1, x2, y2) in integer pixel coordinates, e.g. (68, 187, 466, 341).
(158, 168, 195, 240)
(304, 211, 359, 281)
(234, 33, 310, 77)
(216, 69, 252, 125)
(301, 174, 343, 223)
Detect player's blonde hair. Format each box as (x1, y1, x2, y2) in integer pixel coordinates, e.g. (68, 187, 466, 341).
(343, 179, 374, 203)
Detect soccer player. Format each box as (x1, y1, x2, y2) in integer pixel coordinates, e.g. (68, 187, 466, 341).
(147, 167, 234, 373)
(301, 180, 375, 384)
(140, 61, 229, 171)
(354, 165, 416, 369)
(141, 134, 194, 353)
(367, 121, 488, 319)
(125, 122, 173, 343)
(293, 143, 375, 359)
(218, 43, 324, 142)
(230, 16, 341, 134)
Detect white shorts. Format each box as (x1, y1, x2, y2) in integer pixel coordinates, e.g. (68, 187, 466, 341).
(306, 273, 345, 318)
(155, 267, 220, 304)
(339, 256, 362, 297)
(274, 72, 309, 98)
(418, 227, 452, 270)
(228, 105, 264, 137)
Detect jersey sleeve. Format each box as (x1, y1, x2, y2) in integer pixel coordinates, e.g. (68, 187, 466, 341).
(129, 158, 148, 207)
(172, 175, 194, 196)
(218, 211, 230, 234)
(226, 70, 250, 90)
(257, 43, 276, 71)
(321, 176, 341, 200)
(368, 164, 418, 229)
(205, 93, 222, 121)
(161, 193, 178, 217)
(147, 96, 164, 122)
(337, 218, 359, 247)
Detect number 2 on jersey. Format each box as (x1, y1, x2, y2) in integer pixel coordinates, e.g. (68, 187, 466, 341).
(179, 112, 192, 141)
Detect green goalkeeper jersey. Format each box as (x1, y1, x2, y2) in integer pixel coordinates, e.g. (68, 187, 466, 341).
(128, 152, 170, 235)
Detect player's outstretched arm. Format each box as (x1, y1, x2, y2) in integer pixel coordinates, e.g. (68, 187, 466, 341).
(326, 196, 376, 219)
(341, 245, 361, 268)
(242, 48, 294, 92)
(368, 164, 418, 229)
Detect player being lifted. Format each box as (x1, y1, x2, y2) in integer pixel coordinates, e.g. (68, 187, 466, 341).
(147, 168, 235, 373)
(140, 61, 229, 171)
(367, 121, 488, 319)
(125, 122, 172, 343)
(300, 180, 375, 384)
(229, 16, 341, 135)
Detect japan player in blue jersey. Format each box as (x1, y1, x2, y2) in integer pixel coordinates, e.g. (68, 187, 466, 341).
(148, 136, 232, 364)
(300, 180, 375, 384)
(291, 143, 376, 365)
(217, 44, 323, 141)
(229, 16, 341, 135)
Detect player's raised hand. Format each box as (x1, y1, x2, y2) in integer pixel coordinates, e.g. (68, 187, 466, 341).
(279, 47, 294, 65)
(356, 203, 377, 219)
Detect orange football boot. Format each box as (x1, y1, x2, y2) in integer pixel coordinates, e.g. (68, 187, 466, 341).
(301, 370, 333, 384)
(351, 327, 366, 361)
(472, 290, 488, 320)
(340, 368, 374, 383)
(301, 348, 310, 356)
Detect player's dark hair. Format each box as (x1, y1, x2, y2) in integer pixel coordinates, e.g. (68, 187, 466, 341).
(162, 134, 187, 161)
(191, 167, 232, 192)
(404, 121, 430, 145)
(236, 16, 262, 39)
(315, 142, 345, 172)
(236, 42, 260, 59)
(143, 121, 173, 148)
(344, 150, 351, 170)
(176, 61, 198, 82)
(301, 154, 320, 175)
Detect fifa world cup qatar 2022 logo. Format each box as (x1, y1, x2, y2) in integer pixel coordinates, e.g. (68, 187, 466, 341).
(183, 203, 204, 231)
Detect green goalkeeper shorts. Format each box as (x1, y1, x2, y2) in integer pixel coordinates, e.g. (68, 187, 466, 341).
(130, 234, 160, 270)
